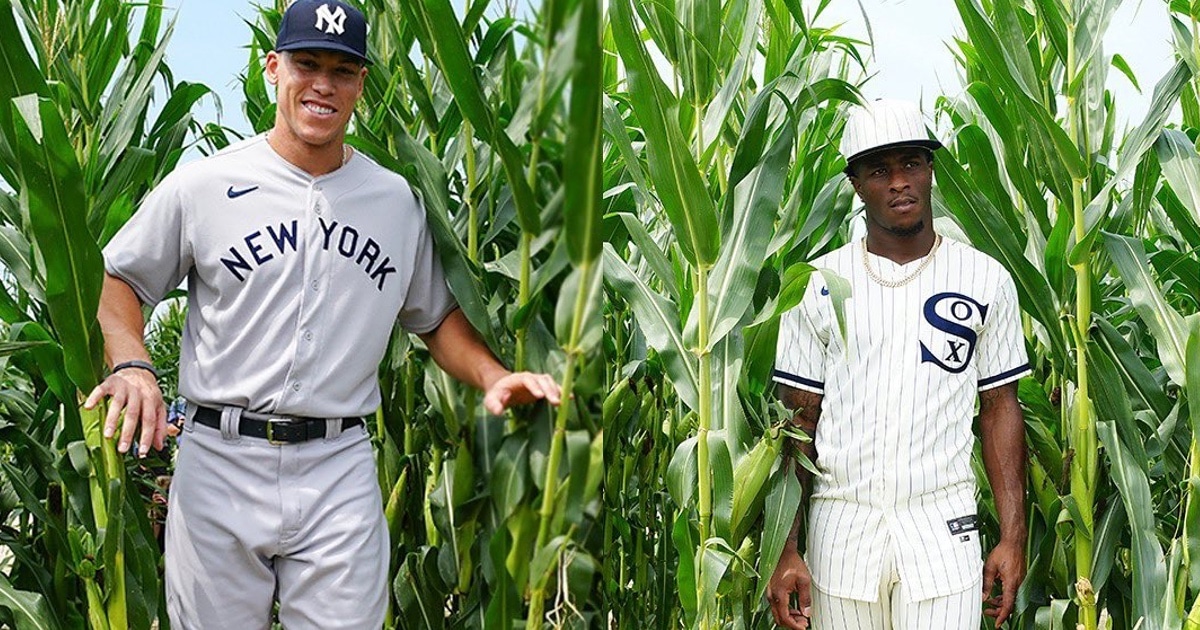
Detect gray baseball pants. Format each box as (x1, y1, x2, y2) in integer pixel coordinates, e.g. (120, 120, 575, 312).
(165, 406, 388, 629)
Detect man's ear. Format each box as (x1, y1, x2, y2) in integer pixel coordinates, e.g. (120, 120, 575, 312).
(356, 65, 368, 98)
(265, 51, 281, 86)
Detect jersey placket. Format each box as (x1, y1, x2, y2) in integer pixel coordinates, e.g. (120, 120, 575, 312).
(889, 278, 925, 592)
(278, 180, 331, 411)
(860, 256, 894, 598)
(870, 252, 925, 597)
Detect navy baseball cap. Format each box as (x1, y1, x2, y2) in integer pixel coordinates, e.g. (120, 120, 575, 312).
(275, 0, 370, 65)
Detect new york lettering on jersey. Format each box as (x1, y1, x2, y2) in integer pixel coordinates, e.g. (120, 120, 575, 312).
(217, 217, 397, 290)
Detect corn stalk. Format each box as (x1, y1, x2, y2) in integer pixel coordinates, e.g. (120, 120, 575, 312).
(0, 0, 212, 627)
(605, 0, 860, 624)
(943, 0, 1195, 626)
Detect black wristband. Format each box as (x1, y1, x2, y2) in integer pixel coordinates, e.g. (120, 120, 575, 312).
(112, 360, 159, 379)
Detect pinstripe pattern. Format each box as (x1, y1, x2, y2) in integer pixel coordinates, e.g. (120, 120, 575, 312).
(775, 237, 1029, 604)
(840, 100, 940, 163)
(811, 534, 982, 630)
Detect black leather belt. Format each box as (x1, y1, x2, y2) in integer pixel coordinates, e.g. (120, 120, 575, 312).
(192, 406, 364, 444)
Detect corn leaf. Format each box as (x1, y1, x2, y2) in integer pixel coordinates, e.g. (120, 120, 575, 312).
(1185, 321, 1200, 593)
(564, 0, 601, 265)
(672, 512, 698, 623)
(756, 458, 801, 602)
(0, 0, 49, 187)
(10, 95, 104, 392)
(609, 0, 720, 267)
(1157, 128, 1200, 230)
(604, 245, 699, 410)
(404, 0, 539, 234)
(617, 213, 678, 300)
(394, 548, 448, 629)
(1104, 232, 1188, 387)
(1081, 61, 1192, 236)
(705, 99, 794, 350)
(1096, 419, 1173, 630)
(0, 574, 57, 630)
(1092, 318, 1173, 420)
(492, 435, 530, 521)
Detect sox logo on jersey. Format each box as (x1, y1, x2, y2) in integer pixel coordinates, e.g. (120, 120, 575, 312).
(920, 292, 988, 374)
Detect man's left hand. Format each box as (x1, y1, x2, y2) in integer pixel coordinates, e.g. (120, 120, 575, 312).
(483, 372, 562, 414)
(982, 538, 1025, 627)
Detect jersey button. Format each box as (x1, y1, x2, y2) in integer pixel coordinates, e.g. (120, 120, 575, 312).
(311, 280, 319, 291)
(304, 331, 313, 341)
(292, 382, 302, 392)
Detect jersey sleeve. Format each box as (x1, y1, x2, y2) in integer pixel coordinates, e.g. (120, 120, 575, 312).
(773, 277, 827, 394)
(976, 273, 1031, 391)
(397, 194, 457, 334)
(103, 175, 193, 305)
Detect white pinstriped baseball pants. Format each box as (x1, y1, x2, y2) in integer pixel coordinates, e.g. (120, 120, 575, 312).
(811, 536, 981, 630)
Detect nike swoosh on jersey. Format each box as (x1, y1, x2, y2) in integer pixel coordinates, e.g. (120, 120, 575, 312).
(227, 185, 259, 198)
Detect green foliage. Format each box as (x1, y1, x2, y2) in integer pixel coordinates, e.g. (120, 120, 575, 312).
(603, 0, 858, 625)
(936, 1, 1200, 628)
(7, 0, 1200, 629)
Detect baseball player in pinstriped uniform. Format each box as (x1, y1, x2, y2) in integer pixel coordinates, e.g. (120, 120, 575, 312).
(82, 1, 561, 627)
(766, 100, 1029, 630)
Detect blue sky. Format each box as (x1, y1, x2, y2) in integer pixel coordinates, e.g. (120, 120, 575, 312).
(166, 0, 262, 136)
(162, 1, 1177, 149)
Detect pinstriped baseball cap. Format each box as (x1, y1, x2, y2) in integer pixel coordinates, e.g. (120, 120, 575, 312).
(840, 99, 942, 165)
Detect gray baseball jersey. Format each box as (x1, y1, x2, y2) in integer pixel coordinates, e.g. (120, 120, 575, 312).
(104, 134, 457, 417)
(774, 237, 1029, 602)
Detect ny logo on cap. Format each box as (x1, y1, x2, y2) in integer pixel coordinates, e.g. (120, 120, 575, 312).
(314, 3, 347, 35)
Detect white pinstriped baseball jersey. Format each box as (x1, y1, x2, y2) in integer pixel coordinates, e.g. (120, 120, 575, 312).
(104, 134, 457, 418)
(774, 237, 1030, 602)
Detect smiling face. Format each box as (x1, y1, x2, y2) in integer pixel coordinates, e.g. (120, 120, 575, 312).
(848, 147, 934, 238)
(265, 49, 366, 158)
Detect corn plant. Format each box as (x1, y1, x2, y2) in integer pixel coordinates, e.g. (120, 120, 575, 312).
(603, 0, 861, 624)
(0, 0, 216, 627)
(937, 0, 1198, 627)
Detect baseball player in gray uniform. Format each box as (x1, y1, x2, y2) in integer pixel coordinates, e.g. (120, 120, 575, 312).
(766, 100, 1028, 629)
(82, 1, 561, 627)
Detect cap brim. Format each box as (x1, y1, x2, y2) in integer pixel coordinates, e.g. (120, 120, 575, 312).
(845, 139, 942, 165)
(276, 41, 371, 65)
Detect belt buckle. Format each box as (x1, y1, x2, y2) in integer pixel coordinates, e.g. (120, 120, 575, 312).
(266, 420, 290, 445)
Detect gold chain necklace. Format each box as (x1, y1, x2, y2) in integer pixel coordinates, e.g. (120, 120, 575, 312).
(860, 234, 942, 288)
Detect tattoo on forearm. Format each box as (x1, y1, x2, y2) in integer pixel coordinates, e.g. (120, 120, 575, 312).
(979, 385, 1006, 414)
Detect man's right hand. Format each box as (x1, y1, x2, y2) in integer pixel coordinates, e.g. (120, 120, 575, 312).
(84, 368, 167, 456)
(767, 547, 813, 629)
